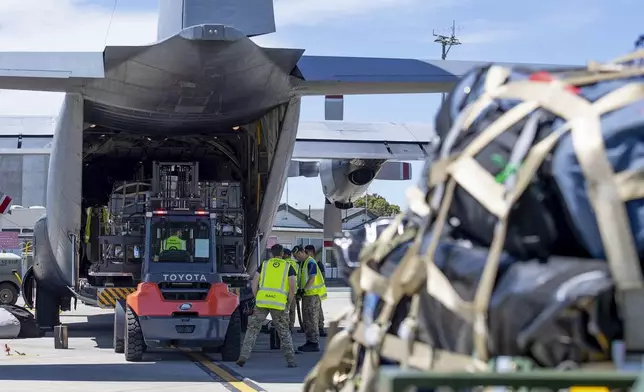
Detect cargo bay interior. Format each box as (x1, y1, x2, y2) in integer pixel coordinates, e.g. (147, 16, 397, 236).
(79, 105, 286, 290)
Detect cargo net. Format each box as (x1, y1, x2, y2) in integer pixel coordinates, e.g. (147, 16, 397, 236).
(302, 49, 644, 392)
(103, 181, 150, 236)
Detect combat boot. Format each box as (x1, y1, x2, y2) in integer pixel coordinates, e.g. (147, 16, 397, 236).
(297, 342, 320, 352)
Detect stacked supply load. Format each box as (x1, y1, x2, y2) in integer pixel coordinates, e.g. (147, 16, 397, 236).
(303, 49, 644, 392)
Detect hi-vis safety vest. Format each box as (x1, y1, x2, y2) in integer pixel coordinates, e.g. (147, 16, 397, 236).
(256, 258, 291, 310)
(285, 258, 299, 277)
(299, 257, 327, 299)
(162, 236, 186, 251)
(84, 207, 92, 243)
(84, 206, 110, 243)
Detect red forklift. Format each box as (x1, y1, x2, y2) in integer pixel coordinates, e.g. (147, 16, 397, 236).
(113, 162, 249, 362)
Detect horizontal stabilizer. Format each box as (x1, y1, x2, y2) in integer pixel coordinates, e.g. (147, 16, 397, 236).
(293, 56, 579, 95)
(0, 51, 104, 92)
(375, 161, 412, 181)
(288, 160, 320, 178)
(293, 120, 434, 160)
(0, 49, 578, 96)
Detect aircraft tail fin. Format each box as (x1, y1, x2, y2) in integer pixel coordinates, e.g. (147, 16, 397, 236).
(157, 0, 275, 41)
(157, 0, 276, 41)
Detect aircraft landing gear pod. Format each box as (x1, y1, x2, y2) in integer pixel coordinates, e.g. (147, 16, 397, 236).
(112, 162, 246, 362)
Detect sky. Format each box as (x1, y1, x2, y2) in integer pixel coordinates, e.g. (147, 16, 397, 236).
(0, 0, 641, 210)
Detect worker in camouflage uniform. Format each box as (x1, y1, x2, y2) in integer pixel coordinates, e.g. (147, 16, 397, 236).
(293, 245, 327, 352)
(305, 244, 327, 337)
(237, 244, 298, 367)
(283, 248, 299, 331)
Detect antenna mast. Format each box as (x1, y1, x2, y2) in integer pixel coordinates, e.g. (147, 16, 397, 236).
(433, 20, 462, 102)
(433, 20, 461, 60)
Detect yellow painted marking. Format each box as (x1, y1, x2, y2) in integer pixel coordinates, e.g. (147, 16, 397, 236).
(186, 351, 259, 392)
(97, 287, 136, 308)
(570, 388, 609, 392)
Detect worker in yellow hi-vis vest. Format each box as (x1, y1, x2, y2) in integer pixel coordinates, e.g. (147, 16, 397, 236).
(162, 230, 186, 251)
(283, 248, 299, 331)
(293, 245, 327, 352)
(237, 244, 297, 368)
(305, 244, 327, 337)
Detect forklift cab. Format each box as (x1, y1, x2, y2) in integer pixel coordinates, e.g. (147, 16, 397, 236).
(143, 210, 217, 276)
(114, 162, 244, 363)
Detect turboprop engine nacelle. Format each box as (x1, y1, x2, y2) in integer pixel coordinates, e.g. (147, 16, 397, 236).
(319, 159, 385, 209)
(288, 159, 412, 209)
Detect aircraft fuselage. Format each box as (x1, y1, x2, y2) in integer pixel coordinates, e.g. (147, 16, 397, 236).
(84, 25, 300, 133)
(32, 25, 303, 307)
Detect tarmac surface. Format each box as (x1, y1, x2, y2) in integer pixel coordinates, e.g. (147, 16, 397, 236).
(0, 287, 351, 392)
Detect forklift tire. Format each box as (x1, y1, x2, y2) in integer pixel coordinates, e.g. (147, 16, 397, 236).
(0, 282, 19, 305)
(113, 314, 124, 354)
(113, 300, 125, 353)
(220, 309, 241, 362)
(114, 335, 125, 354)
(124, 306, 145, 362)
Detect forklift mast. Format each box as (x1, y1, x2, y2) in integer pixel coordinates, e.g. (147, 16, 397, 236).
(150, 162, 203, 211)
(144, 161, 248, 288)
(78, 161, 249, 311)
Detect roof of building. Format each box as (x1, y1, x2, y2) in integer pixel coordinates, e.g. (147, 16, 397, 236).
(275, 203, 381, 230)
(0, 115, 56, 136)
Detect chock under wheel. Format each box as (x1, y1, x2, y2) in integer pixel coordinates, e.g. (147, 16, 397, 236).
(54, 325, 68, 349)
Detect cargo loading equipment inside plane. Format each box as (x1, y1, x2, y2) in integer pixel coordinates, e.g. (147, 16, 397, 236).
(73, 161, 248, 307)
(22, 161, 251, 360)
(94, 161, 247, 361)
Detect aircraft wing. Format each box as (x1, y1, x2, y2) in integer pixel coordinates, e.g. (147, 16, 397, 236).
(292, 120, 435, 160)
(0, 51, 104, 92)
(288, 159, 412, 180)
(292, 56, 578, 95)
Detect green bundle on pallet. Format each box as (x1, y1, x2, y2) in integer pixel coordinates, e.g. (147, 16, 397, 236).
(303, 48, 644, 392)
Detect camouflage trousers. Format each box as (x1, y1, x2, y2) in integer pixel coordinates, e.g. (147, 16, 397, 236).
(288, 298, 297, 329)
(317, 298, 325, 329)
(239, 305, 296, 365)
(301, 295, 321, 344)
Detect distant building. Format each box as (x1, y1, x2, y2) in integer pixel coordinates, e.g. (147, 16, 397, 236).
(0, 115, 55, 208)
(268, 203, 380, 279)
(0, 202, 381, 278)
(0, 116, 383, 278)
(0, 205, 45, 239)
(0, 205, 45, 258)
